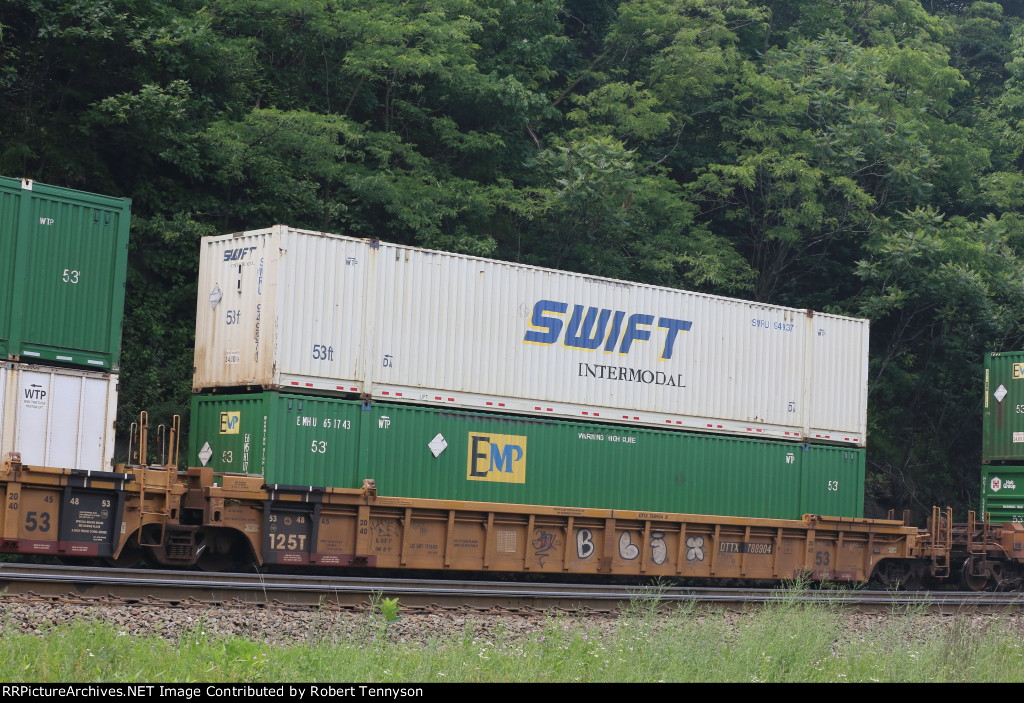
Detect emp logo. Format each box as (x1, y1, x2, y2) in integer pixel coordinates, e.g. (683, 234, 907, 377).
(467, 433, 527, 484)
(219, 411, 240, 434)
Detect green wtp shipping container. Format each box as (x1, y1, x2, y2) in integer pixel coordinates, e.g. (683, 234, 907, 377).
(0, 177, 130, 371)
(981, 467, 1024, 524)
(190, 393, 865, 520)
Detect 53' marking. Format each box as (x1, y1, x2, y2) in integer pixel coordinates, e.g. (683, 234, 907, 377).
(24, 511, 51, 532)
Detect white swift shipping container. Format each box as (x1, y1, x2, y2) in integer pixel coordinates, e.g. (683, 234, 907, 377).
(193, 226, 869, 446)
(0, 363, 118, 471)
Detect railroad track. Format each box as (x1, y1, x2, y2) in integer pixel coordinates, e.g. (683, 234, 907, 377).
(1, 563, 1022, 613)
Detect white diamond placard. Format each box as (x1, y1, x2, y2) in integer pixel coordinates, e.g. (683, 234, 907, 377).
(198, 441, 213, 466)
(209, 284, 223, 309)
(995, 384, 1008, 403)
(428, 433, 448, 458)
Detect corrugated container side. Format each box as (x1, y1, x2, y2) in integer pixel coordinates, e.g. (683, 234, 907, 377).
(0, 181, 20, 359)
(808, 314, 871, 443)
(194, 228, 371, 392)
(371, 245, 868, 443)
(278, 230, 368, 390)
(195, 229, 264, 387)
(981, 467, 1024, 524)
(1, 362, 118, 471)
(193, 227, 869, 446)
(189, 393, 865, 520)
(982, 352, 1024, 463)
(0, 177, 130, 371)
(799, 447, 865, 517)
(0, 369, 5, 445)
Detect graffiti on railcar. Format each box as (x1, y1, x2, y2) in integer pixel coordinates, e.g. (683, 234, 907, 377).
(532, 528, 560, 567)
(618, 531, 640, 560)
(371, 518, 397, 537)
(370, 518, 398, 553)
(650, 530, 667, 565)
(686, 536, 706, 562)
(576, 528, 595, 559)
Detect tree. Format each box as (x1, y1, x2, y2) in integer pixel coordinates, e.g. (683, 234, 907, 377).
(857, 208, 1024, 514)
(688, 35, 975, 305)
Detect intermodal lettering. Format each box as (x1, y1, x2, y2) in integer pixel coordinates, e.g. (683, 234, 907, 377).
(578, 363, 685, 387)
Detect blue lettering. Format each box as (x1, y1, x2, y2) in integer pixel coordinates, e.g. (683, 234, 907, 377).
(490, 444, 524, 473)
(524, 299, 693, 360)
(619, 314, 654, 354)
(524, 300, 567, 344)
(223, 246, 257, 262)
(563, 306, 611, 350)
(657, 318, 692, 360)
(603, 310, 626, 352)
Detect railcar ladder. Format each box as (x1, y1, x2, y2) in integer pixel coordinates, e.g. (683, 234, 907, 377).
(966, 509, 991, 566)
(927, 506, 953, 578)
(131, 412, 180, 548)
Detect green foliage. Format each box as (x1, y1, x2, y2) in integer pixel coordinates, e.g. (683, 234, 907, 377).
(856, 208, 1024, 514)
(374, 596, 402, 623)
(690, 32, 977, 303)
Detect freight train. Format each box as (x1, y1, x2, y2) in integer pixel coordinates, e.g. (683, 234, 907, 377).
(0, 177, 1021, 591)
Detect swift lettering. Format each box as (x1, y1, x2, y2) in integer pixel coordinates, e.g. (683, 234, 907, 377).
(524, 299, 692, 360)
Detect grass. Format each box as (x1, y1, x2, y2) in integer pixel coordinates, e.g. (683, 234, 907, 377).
(3, 585, 1024, 683)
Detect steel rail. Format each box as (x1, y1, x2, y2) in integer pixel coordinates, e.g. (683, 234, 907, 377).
(1, 563, 1022, 612)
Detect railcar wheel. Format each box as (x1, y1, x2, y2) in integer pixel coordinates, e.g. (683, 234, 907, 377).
(194, 530, 246, 572)
(874, 559, 926, 590)
(960, 558, 990, 591)
(900, 569, 923, 591)
(195, 547, 232, 572)
(989, 562, 1008, 590)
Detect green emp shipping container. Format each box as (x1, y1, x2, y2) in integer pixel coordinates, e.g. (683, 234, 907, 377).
(982, 351, 1024, 463)
(981, 467, 1024, 524)
(0, 177, 130, 371)
(190, 393, 865, 520)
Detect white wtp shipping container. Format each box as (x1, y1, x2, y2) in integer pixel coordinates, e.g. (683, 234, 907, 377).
(193, 226, 869, 446)
(0, 363, 118, 471)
